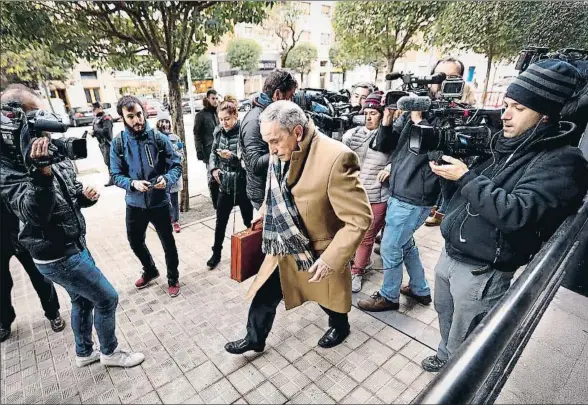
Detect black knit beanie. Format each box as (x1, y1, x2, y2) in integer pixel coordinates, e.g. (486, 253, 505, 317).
(505, 59, 580, 117)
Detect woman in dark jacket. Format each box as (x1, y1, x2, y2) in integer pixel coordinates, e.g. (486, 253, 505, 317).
(208, 96, 254, 268)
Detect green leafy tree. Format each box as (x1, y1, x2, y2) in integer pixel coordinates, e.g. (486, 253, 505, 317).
(285, 43, 318, 86)
(188, 55, 213, 81)
(1, 46, 75, 110)
(263, 2, 303, 67)
(36, 2, 268, 212)
(227, 38, 263, 74)
(432, 1, 533, 104)
(332, 1, 446, 88)
(329, 43, 357, 85)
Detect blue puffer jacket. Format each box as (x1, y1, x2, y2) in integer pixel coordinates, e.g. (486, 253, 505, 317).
(110, 123, 182, 209)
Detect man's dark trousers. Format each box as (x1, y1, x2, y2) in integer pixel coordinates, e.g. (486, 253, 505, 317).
(245, 269, 349, 347)
(0, 245, 60, 328)
(126, 205, 179, 282)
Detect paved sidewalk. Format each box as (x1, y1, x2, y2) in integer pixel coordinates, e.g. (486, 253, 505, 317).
(1, 171, 444, 404)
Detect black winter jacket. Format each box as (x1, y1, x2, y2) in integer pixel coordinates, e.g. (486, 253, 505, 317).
(209, 122, 247, 196)
(0, 158, 96, 261)
(240, 105, 269, 205)
(92, 112, 113, 146)
(373, 112, 440, 207)
(194, 107, 219, 163)
(441, 122, 588, 271)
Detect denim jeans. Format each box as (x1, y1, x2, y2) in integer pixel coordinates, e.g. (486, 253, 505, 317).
(169, 192, 180, 223)
(35, 249, 119, 357)
(379, 196, 432, 303)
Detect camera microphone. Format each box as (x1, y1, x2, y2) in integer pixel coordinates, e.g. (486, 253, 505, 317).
(385, 72, 403, 81)
(397, 96, 432, 112)
(412, 72, 447, 85)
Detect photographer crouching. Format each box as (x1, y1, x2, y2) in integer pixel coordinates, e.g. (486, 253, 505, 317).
(0, 86, 145, 368)
(422, 60, 588, 372)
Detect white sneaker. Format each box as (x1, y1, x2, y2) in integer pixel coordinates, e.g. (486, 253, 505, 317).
(100, 347, 145, 368)
(351, 274, 363, 293)
(75, 350, 101, 368)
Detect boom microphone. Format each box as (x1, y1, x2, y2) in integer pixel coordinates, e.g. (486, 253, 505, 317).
(385, 72, 403, 81)
(397, 96, 432, 112)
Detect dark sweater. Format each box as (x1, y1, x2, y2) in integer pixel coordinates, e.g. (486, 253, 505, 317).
(240, 105, 269, 205)
(441, 122, 588, 270)
(194, 106, 219, 163)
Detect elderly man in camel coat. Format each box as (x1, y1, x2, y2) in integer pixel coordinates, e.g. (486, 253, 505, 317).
(225, 101, 373, 355)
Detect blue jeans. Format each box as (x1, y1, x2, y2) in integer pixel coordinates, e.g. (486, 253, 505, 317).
(35, 249, 118, 357)
(380, 196, 432, 303)
(170, 192, 180, 223)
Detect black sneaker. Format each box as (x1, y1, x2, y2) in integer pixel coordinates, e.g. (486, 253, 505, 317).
(0, 325, 11, 342)
(49, 315, 66, 333)
(207, 252, 221, 269)
(421, 355, 447, 372)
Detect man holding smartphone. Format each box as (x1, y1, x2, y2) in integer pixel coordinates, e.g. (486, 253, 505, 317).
(110, 95, 183, 297)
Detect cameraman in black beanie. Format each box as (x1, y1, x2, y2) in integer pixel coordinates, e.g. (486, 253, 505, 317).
(423, 59, 588, 372)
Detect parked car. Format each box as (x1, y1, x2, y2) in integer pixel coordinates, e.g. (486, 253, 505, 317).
(69, 106, 94, 127)
(139, 98, 165, 117)
(101, 102, 121, 121)
(181, 96, 193, 114)
(238, 92, 259, 112)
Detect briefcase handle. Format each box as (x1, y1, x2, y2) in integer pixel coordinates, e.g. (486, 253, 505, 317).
(251, 218, 263, 231)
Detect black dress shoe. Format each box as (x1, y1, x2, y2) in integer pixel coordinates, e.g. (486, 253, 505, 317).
(49, 315, 66, 333)
(224, 338, 264, 355)
(0, 325, 11, 342)
(318, 327, 350, 349)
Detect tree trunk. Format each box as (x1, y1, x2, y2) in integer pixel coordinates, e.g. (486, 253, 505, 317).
(280, 53, 288, 68)
(482, 54, 493, 106)
(342, 70, 346, 87)
(386, 57, 398, 89)
(374, 68, 379, 82)
(300, 72, 304, 86)
(42, 81, 55, 113)
(167, 69, 190, 213)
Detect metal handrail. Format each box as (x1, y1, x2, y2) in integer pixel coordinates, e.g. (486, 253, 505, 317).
(413, 195, 588, 405)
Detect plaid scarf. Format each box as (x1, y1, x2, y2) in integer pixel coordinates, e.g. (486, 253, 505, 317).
(262, 155, 316, 271)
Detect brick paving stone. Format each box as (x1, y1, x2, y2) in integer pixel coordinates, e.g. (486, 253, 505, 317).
(0, 170, 448, 404)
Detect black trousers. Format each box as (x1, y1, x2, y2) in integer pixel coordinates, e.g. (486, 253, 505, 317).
(0, 245, 60, 328)
(99, 142, 111, 169)
(213, 191, 254, 254)
(245, 269, 349, 346)
(126, 205, 179, 282)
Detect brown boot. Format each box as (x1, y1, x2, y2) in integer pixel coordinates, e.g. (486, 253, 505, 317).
(400, 285, 432, 305)
(358, 292, 399, 312)
(425, 211, 444, 227)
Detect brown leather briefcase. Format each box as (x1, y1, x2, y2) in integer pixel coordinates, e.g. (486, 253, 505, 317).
(231, 219, 265, 282)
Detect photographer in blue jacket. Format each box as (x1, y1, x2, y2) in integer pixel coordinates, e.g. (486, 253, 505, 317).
(110, 95, 183, 297)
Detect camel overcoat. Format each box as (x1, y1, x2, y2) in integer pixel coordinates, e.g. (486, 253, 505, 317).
(245, 122, 373, 313)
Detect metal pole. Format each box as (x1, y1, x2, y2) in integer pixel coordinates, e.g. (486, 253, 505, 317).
(186, 60, 195, 120)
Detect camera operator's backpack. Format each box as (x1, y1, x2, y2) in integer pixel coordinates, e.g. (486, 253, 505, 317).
(112, 130, 167, 176)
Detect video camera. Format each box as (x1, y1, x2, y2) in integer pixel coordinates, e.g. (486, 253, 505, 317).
(1, 102, 87, 169)
(385, 72, 466, 106)
(396, 95, 503, 160)
(293, 88, 364, 138)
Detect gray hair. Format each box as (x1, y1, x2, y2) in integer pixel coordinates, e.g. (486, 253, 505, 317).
(259, 100, 308, 133)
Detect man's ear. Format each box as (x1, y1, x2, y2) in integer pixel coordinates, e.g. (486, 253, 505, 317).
(272, 90, 280, 102)
(295, 125, 304, 141)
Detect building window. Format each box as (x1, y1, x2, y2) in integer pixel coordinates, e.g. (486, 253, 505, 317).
(84, 88, 101, 104)
(80, 71, 98, 80)
(320, 60, 328, 67)
(301, 31, 311, 42)
(93, 88, 101, 103)
(320, 33, 331, 46)
(321, 5, 331, 16)
(300, 2, 311, 15)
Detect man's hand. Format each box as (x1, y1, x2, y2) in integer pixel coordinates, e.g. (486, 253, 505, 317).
(132, 180, 151, 192)
(83, 186, 100, 201)
(196, 149, 205, 161)
(429, 155, 469, 180)
(308, 258, 334, 283)
(411, 111, 424, 124)
(382, 108, 395, 126)
(377, 169, 390, 183)
(212, 169, 221, 184)
(153, 176, 166, 189)
(30, 137, 50, 160)
(217, 149, 233, 160)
